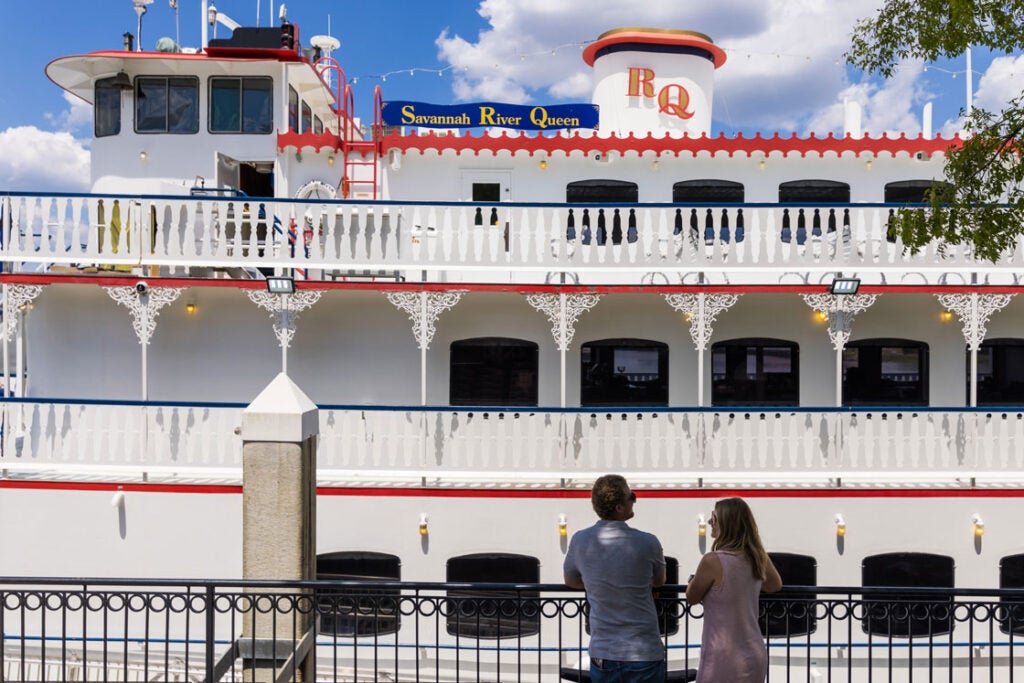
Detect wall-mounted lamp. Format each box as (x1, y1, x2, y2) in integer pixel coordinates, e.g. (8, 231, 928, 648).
(865, 159, 873, 170)
(557, 513, 568, 538)
(295, 150, 303, 163)
(834, 514, 846, 537)
(651, 159, 660, 171)
(139, 151, 148, 162)
(972, 514, 985, 538)
(697, 513, 707, 538)
(419, 513, 429, 537)
(940, 310, 954, 322)
(539, 159, 547, 171)
(327, 155, 335, 166)
(830, 277, 861, 295)
(758, 158, 766, 171)
(816, 310, 829, 322)
(185, 301, 197, 316)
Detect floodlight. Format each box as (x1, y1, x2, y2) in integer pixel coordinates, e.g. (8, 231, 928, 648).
(266, 277, 295, 294)
(830, 277, 860, 295)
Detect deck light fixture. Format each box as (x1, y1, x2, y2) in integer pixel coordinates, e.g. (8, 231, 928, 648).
(835, 514, 846, 537)
(558, 513, 568, 537)
(139, 151, 148, 162)
(830, 277, 860, 295)
(185, 301, 197, 315)
(419, 513, 429, 537)
(697, 513, 707, 538)
(941, 310, 954, 322)
(973, 514, 985, 537)
(266, 277, 295, 294)
(539, 159, 547, 171)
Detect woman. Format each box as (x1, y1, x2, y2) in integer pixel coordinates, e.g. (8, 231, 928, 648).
(685, 498, 783, 683)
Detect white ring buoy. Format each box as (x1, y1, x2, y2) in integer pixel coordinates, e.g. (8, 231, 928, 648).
(295, 179, 337, 200)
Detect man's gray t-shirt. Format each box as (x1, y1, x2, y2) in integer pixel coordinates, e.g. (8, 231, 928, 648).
(563, 520, 666, 661)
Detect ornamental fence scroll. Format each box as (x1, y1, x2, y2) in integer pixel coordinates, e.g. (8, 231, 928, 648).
(2, 579, 1024, 682)
(2, 193, 1020, 275)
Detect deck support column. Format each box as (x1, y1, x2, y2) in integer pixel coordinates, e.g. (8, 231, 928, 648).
(2, 284, 43, 398)
(238, 373, 319, 682)
(525, 292, 601, 408)
(106, 285, 182, 400)
(386, 290, 466, 405)
(663, 291, 739, 406)
(935, 291, 1015, 407)
(246, 288, 323, 377)
(802, 292, 878, 407)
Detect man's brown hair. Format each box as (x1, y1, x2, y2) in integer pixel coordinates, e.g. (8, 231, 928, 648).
(591, 474, 630, 520)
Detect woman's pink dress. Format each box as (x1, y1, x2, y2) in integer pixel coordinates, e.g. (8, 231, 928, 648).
(696, 550, 767, 683)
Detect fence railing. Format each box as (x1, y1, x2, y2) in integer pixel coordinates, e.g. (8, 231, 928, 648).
(2, 578, 1023, 682)
(3, 400, 1024, 486)
(3, 193, 1020, 279)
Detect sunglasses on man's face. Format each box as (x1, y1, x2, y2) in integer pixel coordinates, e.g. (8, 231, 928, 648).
(628, 491, 637, 502)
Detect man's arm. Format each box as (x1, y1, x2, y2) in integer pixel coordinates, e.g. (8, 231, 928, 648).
(564, 572, 585, 589)
(652, 565, 667, 588)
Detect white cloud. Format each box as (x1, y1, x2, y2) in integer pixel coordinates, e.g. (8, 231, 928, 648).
(44, 92, 93, 133)
(0, 126, 90, 192)
(434, 0, 897, 132)
(973, 54, 1024, 112)
(805, 62, 927, 137)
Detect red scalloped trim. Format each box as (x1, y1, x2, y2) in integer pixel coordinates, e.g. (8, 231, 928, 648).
(383, 131, 962, 159)
(276, 130, 341, 153)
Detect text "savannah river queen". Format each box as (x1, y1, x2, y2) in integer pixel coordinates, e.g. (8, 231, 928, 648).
(381, 101, 600, 131)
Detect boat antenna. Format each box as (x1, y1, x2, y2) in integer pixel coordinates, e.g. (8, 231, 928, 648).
(132, 0, 154, 51)
(169, 0, 179, 47)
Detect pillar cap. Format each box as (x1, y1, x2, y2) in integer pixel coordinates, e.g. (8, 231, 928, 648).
(583, 27, 727, 68)
(242, 373, 318, 443)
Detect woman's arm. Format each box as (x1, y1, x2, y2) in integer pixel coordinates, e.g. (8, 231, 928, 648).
(761, 555, 783, 593)
(685, 552, 721, 605)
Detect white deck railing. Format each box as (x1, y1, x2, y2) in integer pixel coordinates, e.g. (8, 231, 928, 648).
(2, 193, 1019, 279)
(2, 401, 1022, 486)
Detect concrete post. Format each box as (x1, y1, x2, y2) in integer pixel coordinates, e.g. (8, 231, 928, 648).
(239, 373, 318, 682)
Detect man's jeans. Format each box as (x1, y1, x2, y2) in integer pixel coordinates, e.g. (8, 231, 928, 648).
(590, 658, 666, 683)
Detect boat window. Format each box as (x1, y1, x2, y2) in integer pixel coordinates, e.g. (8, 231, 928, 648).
(998, 554, 1024, 635)
(762, 553, 817, 638)
(711, 339, 799, 406)
(673, 179, 745, 203)
(581, 339, 668, 406)
(288, 86, 299, 132)
(843, 339, 928, 406)
(316, 551, 401, 637)
(566, 179, 638, 203)
(861, 553, 954, 638)
(301, 101, 313, 134)
(450, 338, 539, 406)
(94, 77, 122, 138)
(135, 76, 198, 134)
(884, 180, 953, 203)
(313, 115, 324, 135)
(779, 180, 851, 203)
(209, 77, 273, 134)
(971, 339, 1024, 405)
(446, 553, 540, 639)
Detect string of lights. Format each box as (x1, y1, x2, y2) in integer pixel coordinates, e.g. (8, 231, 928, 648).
(346, 40, 1011, 86)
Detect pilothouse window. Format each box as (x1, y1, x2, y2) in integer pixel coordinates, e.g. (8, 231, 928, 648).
(94, 77, 122, 138)
(135, 76, 198, 134)
(209, 77, 273, 134)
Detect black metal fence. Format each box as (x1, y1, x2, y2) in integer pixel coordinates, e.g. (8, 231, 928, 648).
(2, 578, 1023, 681)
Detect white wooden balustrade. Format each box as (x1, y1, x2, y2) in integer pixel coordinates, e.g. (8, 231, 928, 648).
(2, 402, 1023, 486)
(3, 194, 1020, 279)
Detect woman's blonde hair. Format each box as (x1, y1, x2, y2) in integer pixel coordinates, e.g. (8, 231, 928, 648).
(711, 497, 770, 581)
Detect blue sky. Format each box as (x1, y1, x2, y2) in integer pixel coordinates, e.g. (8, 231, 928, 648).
(1, 0, 1021, 191)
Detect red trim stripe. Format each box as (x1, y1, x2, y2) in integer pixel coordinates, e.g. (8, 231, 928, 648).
(2, 480, 1023, 498)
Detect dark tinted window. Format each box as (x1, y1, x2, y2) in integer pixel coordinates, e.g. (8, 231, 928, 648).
(862, 552, 954, 637)
(301, 101, 313, 134)
(844, 339, 928, 406)
(446, 553, 540, 639)
(209, 77, 273, 133)
(288, 86, 298, 132)
(135, 76, 198, 133)
(673, 179, 745, 203)
(884, 180, 953, 203)
(94, 77, 122, 138)
(581, 339, 668, 406)
(317, 551, 401, 637)
(779, 180, 851, 203)
(762, 553, 817, 638)
(973, 339, 1024, 405)
(566, 179, 638, 203)
(712, 339, 799, 406)
(999, 554, 1024, 635)
(450, 338, 538, 406)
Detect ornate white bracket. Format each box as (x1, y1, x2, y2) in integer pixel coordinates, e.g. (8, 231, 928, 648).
(525, 293, 601, 351)
(663, 293, 740, 351)
(385, 290, 467, 350)
(246, 289, 323, 350)
(106, 286, 183, 345)
(935, 293, 1015, 349)
(801, 293, 878, 350)
(2, 284, 44, 342)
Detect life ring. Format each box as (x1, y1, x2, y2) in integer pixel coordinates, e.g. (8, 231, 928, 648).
(295, 179, 337, 200)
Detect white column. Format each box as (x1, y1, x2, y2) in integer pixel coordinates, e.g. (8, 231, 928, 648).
(246, 288, 323, 378)
(524, 293, 601, 408)
(2, 285, 8, 399)
(106, 286, 183, 400)
(801, 293, 879, 407)
(663, 292, 740, 407)
(936, 292, 1014, 408)
(385, 290, 466, 406)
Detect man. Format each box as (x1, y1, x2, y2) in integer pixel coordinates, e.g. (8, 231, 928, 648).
(564, 474, 667, 682)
